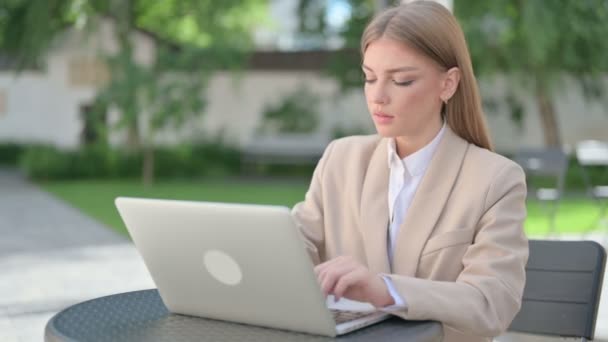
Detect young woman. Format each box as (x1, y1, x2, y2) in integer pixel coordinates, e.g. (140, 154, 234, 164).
(292, 2, 528, 341)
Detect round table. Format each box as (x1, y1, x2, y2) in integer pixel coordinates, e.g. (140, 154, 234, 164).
(45, 289, 443, 342)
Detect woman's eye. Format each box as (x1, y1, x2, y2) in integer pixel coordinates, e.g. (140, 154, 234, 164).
(364, 78, 376, 84)
(393, 80, 414, 86)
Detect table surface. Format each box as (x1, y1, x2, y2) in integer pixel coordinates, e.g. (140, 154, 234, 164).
(45, 289, 443, 342)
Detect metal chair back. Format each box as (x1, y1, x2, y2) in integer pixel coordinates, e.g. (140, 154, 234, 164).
(514, 148, 569, 180)
(509, 240, 606, 341)
(513, 148, 569, 234)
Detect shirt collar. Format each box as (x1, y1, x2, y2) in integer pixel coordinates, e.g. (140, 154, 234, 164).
(387, 122, 446, 177)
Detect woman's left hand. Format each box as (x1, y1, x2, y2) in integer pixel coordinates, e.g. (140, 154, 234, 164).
(314, 255, 394, 308)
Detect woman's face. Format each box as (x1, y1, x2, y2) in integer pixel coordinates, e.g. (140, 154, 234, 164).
(362, 37, 447, 139)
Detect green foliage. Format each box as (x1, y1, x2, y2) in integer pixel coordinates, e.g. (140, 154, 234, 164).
(326, 0, 375, 90)
(244, 163, 317, 179)
(331, 124, 371, 139)
(296, 0, 608, 146)
(19, 142, 242, 181)
(455, 1, 608, 78)
(455, 0, 608, 145)
(258, 86, 320, 134)
(297, 0, 376, 91)
(0, 143, 25, 165)
(134, 0, 269, 49)
(0, 0, 269, 64)
(566, 161, 608, 192)
(0, 0, 75, 69)
(0, 0, 269, 183)
(19, 145, 76, 179)
(101, 1, 266, 183)
(94, 45, 213, 146)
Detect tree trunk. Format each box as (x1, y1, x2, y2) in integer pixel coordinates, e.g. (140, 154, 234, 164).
(126, 123, 140, 150)
(114, 0, 139, 153)
(142, 144, 154, 186)
(535, 79, 562, 147)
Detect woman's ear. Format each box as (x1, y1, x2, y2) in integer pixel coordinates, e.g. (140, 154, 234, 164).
(440, 67, 461, 102)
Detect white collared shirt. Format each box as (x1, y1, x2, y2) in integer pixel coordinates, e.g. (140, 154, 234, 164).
(382, 123, 446, 309)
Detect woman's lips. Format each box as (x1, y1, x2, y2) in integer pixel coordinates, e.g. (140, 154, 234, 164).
(373, 112, 394, 124)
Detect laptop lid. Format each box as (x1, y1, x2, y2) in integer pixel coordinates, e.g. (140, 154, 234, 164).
(115, 197, 339, 336)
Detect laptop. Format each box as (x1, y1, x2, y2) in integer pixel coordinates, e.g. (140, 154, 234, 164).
(115, 197, 391, 337)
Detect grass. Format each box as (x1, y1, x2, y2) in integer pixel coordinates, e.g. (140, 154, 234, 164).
(40, 178, 309, 237)
(39, 179, 607, 238)
(526, 199, 606, 236)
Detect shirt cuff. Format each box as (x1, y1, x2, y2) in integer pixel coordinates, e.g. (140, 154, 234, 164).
(380, 275, 408, 311)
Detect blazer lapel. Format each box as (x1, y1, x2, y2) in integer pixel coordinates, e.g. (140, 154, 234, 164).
(392, 127, 469, 276)
(359, 139, 391, 275)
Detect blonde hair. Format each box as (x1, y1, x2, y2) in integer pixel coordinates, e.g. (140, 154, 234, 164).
(361, 1, 493, 151)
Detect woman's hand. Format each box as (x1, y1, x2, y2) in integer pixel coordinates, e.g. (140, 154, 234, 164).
(314, 256, 394, 308)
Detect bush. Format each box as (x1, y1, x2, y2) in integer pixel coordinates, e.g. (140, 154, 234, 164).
(19, 142, 243, 181)
(565, 158, 607, 191)
(71, 144, 118, 178)
(246, 163, 316, 178)
(0, 143, 25, 165)
(19, 145, 74, 180)
(192, 142, 242, 176)
(257, 86, 320, 134)
(19, 144, 116, 180)
(20, 143, 604, 188)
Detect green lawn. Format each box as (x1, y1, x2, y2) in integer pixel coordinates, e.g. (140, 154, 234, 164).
(40, 179, 606, 238)
(41, 179, 309, 237)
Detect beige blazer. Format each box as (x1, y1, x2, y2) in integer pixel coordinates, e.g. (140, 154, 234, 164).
(292, 127, 528, 342)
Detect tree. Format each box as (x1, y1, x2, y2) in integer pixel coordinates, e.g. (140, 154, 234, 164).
(296, 0, 376, 91)
(297, 0, 608, 148)
(0, 0, 75, 69)
(94, 0, 261, 185)
(456, 0, 608, 147)
(257, 85, 320, 134)
(0, 0, 268, 185)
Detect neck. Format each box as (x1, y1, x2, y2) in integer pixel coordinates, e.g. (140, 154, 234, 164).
(394, 119, 443, 159)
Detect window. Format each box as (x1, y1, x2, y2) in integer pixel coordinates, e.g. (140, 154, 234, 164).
(68, 56, 110, 87)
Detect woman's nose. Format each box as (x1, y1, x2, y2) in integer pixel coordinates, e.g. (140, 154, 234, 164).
(370, 85, 389, 105)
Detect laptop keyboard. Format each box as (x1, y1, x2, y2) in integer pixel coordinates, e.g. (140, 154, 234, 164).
(330, 309, 374, 324)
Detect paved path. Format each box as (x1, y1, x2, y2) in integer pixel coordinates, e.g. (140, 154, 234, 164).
(0, 168, 606, 341)
(0, 169, 153, 342)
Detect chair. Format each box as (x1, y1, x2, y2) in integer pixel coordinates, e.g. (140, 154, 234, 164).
(575, 140, 608, 234)
(514, 148, 569, 236)
(507, 240, 606, 341)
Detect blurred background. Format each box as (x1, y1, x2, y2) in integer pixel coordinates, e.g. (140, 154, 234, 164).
(0, 0, 607, 341)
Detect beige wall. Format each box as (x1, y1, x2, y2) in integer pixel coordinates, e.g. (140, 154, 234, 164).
(1, 62, 606, 154)
(480, 76, 608, 153)
(188, 71, 372, 146)
(0, 19, 156, 149)
(176, 71, 606, 154)
(0, 19, 605, 154)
